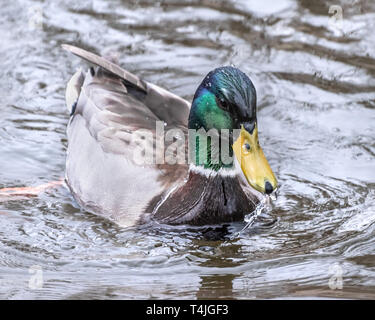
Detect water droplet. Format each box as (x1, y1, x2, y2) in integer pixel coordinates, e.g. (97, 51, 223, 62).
(231, 196, 270, 239)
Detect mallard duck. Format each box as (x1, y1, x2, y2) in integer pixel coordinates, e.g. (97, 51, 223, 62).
(62, 44, 277, 227)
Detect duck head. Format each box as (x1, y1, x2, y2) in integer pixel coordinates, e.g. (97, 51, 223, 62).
(188, 66, 277, 195)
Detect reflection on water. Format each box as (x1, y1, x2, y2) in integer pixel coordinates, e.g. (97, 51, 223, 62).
(0, 0, 374, 299)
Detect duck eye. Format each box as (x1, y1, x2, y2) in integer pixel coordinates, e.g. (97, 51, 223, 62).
(244, 143, 251, 152)
(217, 98, 229, 111)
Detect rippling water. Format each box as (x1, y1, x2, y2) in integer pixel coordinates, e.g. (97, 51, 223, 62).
(1, 0, 375, 299)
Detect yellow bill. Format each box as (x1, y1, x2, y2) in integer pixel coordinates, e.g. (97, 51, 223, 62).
(233, 124, 277, 194)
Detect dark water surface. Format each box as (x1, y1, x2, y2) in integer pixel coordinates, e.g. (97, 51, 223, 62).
(1, 0, 375, 299)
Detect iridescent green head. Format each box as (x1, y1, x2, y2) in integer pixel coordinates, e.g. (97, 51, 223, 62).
(188, 66, 257, 132)
(188, 66, 278, 195)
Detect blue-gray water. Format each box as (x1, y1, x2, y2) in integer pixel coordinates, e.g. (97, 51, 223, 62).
(0, 0, 374, 299)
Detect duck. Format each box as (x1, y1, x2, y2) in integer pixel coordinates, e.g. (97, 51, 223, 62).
(62, 44, 278, 227)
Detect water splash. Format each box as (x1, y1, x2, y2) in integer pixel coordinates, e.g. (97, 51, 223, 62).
(231, 191, 278, 239)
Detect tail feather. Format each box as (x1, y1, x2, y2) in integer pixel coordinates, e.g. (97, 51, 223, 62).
(62, 44, 147, 93)
(65, 68, 85, 115)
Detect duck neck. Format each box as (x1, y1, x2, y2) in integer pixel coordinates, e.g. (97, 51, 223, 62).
(193, 132, 234, 171)
(188, 87, 235, 171)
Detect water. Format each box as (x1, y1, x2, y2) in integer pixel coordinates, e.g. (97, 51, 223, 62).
(1, 0, 375, 299)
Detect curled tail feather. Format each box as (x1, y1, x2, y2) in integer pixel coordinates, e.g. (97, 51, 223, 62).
(65, 68, 85, 115)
